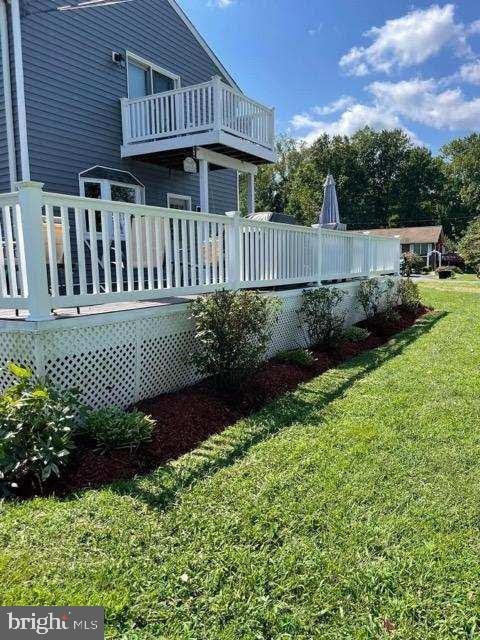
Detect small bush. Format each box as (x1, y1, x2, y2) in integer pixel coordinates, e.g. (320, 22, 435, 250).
(358, 277, 400, 323)
(83, 407, 155, 453)
(0, 363, 79, 496)
(397, 278, 422, 312)
(343, 326, 370, 342)
(299, 287, 346, 349)
(276, 349, 315, 367)
(357, 277, 382, 319)
(191, 290, 279, 391)
(401, 252, 424, 277)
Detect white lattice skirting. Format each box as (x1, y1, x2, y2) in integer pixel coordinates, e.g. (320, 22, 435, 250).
(0, 282, 386, 408)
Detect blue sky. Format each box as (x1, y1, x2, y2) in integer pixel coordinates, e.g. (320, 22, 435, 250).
(178, 0, 480, 152)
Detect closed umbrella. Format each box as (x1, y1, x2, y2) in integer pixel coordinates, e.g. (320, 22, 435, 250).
(319, 173, 340, 227)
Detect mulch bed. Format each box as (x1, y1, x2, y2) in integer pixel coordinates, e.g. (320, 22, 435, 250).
(31, 305, 430, 498)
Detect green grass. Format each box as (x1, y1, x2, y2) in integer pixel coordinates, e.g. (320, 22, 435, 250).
(1, 278, 480, 639)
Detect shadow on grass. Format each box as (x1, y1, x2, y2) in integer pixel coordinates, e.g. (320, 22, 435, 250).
(109, 311, 445, 512)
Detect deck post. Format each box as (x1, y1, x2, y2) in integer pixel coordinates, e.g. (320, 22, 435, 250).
(17, 181, 53, 321)
(199, 158, 209, 212)
(225, 211, 240, 290)
(316, 227, 324, 285)
(246, 172, 255, 215)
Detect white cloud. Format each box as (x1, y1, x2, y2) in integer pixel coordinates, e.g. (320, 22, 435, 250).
(368, 78, 480, 129)
(290, 74, 480, 145)
(339, 4, 473, 76)
(459, 59, 480, 84)
(312, 95, 355, 115)
(208, 0, 234, 7)
(308, 23, 323, 36)
(291, 104, 419, 145)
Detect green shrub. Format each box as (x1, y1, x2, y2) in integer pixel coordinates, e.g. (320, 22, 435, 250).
(83, 407, 155, 453)
(190, 290, 279, 391)
(357, 278, 382, 319)
(299, 287, 346, 349)
(401, 251, 424, 277)
(397, 278, 422, 312)
(276, 349, 315, 367)
(357, 277, 400, 321)
(343, 326, 370, 342)
(0, 363, 79, 496)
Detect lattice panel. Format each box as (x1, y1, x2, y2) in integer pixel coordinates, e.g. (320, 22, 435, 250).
(0, 283, 374, 409)
(39, 321, 138, 408)
(0, 331, 37, 391)
(269, 296, 306, 355)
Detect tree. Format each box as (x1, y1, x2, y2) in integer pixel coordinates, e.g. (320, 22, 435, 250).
(458, 216, 480, 275)
(440, 133, 480, 236)
(247, 127, 447, 231)
(239, 136, 303, 215)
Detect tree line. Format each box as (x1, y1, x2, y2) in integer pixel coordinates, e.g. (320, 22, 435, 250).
(240, 128, 480, 241)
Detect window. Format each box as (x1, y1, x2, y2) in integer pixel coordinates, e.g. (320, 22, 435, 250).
(167, 193, 192, 211)
(412, 243, 430, 256)
(79, 166, 145, 237)
(126, 53, 180, 98)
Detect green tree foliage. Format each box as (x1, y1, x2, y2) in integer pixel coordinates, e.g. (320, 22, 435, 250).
(441, 133, 480, 235)
(245, 127, 471, 233)
(458, 216, 480, 274)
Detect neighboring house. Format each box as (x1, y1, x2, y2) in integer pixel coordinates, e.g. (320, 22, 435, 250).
(0, 0, 275, 215)
(354, 226, 445, 261)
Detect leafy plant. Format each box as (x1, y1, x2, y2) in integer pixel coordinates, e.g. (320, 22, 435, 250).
(276, 349, 315, 367)
(397, 278, 422, 312)
(190, 290, 280, 391)
(343, 326, 370, 342)
(0, 363, 79, 496)
(358, 277, 399, 323)
(357, 278, 382, 320)
(299, 287, 346, 349)
(401, 251, 424, 277)
(458, 216, 480, 275)
(83, 407, 155, 453)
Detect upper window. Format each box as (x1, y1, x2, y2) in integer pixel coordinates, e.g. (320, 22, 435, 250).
(126, 52, 180, 99)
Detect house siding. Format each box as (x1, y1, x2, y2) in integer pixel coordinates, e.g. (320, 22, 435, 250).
(17, 0, 237, 213)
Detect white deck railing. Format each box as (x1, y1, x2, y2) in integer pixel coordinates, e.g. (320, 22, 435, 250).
(0, 183, 400, 320)
(121, 77, 275, 151)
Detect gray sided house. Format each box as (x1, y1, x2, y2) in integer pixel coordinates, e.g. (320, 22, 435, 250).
(0, 0, 276, 215)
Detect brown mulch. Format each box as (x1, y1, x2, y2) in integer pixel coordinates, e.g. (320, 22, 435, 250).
(35, 305, 430, 497)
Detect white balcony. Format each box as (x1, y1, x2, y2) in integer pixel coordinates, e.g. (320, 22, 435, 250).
(120, 77, 276, 165)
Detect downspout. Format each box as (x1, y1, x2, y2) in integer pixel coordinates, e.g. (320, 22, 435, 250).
(0, 0, 17, 189)
(10, 0, 30, 181)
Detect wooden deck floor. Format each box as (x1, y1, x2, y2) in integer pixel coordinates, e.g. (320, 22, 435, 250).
(0, 296, 199, 321)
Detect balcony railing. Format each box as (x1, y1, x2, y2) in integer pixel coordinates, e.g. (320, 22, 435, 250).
(121, 77, 275, 152)
(0, 183, 400, 320)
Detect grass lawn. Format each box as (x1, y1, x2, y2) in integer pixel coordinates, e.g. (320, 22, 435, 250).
(1, 278, 480, 639)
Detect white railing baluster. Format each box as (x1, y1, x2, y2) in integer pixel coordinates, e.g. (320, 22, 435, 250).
(0, 210, 8, 297)
(113, 212, 123, 293)
(60, 206, 73, 296)
(155, 218, 163, 289)
(124, 213, 134, 291)
(101, 211, 112, 293)
(173, 218, 180, 287)
(74, 206, 87, 295)
(87, 209, 100, 294)
(45, 204, 59, 297)
(164, 217, 172, 289)
(145, 217, 154, 290)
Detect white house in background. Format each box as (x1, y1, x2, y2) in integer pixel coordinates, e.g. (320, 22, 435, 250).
(0, 0, 275, 215)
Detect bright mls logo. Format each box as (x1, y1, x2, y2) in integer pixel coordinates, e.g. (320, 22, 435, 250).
(0, 607, 104, 639)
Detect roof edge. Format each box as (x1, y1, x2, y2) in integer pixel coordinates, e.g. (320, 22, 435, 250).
(166, 0, 240, 91)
